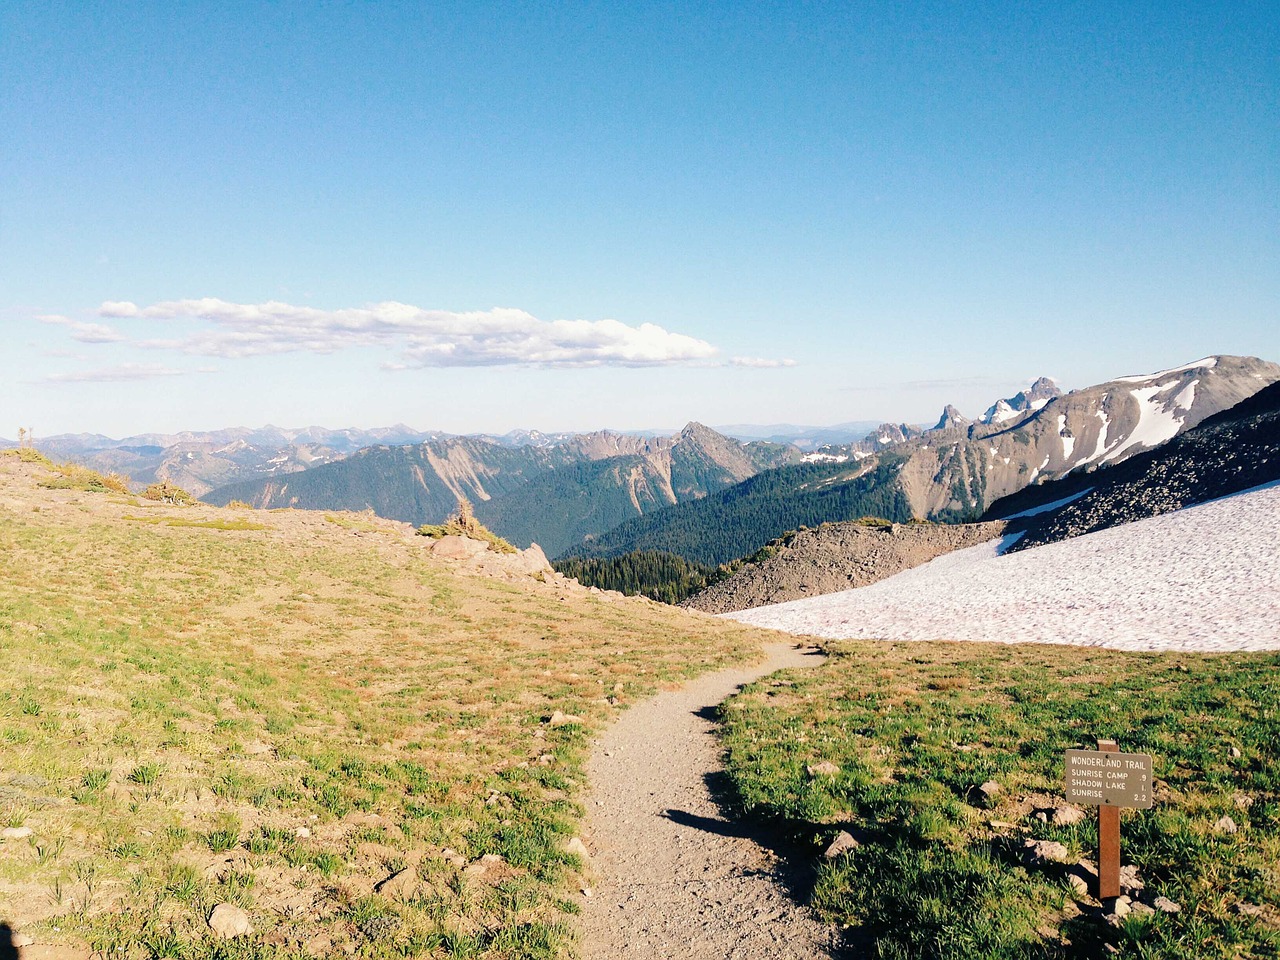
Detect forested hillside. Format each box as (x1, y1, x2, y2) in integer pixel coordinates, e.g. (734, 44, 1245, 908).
(563, 455, 914, 566)
(552, 551, 722, 604)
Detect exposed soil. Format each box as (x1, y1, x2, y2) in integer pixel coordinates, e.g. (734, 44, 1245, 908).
(580, 643, 840, 959)
(684, 520, 1006, 614)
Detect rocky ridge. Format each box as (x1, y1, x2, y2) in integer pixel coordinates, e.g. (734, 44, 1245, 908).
(683, 519, 1007, 613)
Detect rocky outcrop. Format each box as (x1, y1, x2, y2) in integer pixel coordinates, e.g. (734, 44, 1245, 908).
(427, 536, 556, 582)
(979, 377, 1063, 426)
(682, 519, 1006, 613)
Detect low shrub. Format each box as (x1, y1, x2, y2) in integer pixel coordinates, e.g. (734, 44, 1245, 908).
(141, 481, 197, 506)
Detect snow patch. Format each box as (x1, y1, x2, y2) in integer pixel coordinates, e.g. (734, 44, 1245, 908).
(802, 452, 849, 464)
(724, 484, 1280, 652)
(1057, 415, 1075, 461)
(998, 489, 1092, 520)
(1173, 378, 1198, 411)
(1112, 357, 1218, 384)
(987, 401, 1018, 424)
(1080, 409, 1111, 466)
(1100, 384, 1187, 464)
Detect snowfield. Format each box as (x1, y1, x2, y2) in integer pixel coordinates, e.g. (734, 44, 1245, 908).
(724, 483, 1280, 652)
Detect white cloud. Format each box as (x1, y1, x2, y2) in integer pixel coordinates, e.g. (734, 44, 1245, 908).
(102, 298, 725, 368)
(42, 363, 186, 384)
(39, 314, 125, 344)
(71, 323, 127, 344)
(731, 356, 798, 368)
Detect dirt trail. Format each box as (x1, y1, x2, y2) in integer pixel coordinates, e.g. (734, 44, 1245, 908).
(580, 643, 838, 959)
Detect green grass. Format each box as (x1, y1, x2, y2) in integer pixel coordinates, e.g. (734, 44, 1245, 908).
(0, 457, 773, 958)
(719, 641, 1280, 959)
(123, 514, 270, 531)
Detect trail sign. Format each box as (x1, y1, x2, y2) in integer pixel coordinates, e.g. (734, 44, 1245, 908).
(1064, 740, 1154, 900)
(1064, 748, 1153, 809)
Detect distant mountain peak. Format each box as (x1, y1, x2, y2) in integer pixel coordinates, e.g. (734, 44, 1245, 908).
(980, 377, 1062, 425)
(676, 421, 721, 442)
(865, 422, 923, 446)
(933, 405, 971, 432)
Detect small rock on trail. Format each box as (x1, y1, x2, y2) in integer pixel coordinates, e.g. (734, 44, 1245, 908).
(580, 643, 838, 959)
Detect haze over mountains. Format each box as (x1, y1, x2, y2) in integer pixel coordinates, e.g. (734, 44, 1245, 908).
(19, 354, 1280, 571)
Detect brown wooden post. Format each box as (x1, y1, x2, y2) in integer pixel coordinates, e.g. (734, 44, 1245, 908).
(1097, 739, 1121, 900)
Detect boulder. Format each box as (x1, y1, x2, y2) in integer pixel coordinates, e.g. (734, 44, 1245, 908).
(1022, 839, 1071, 865)
(1213, 815, 1238, 834)
(1120, 863, 1144, 894)
(822, 831, 860, 859)
(429, 536, 489, 561)
(970, 781, 1001, 808)
(806, 761, 841, 778)
(208, 903, 253, 939)
(511, 543, 553, 576)
(1045, 803, 1086, 826)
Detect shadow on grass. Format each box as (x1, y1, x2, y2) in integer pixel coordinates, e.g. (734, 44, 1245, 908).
(663, 700, 869, 959)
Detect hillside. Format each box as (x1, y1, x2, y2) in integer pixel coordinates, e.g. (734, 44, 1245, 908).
(987, 380, 1280, 551)
(206, 423, 798, 556)
(0, 450, 781, 956)
(886, 354, 1280, 520)
(682, 518, 1006, 613)
(569, 355, 1280, 564)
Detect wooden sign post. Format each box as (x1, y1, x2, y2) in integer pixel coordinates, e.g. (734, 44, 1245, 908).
(1064, 740, 1153, 900)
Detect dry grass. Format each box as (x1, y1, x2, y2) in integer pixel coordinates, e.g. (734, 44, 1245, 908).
(0, 453, 774, 958)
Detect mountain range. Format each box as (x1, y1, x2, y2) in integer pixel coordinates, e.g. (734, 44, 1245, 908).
(203, 423, 799, 557)
(565, 355, 1280, 563)
(17, 353, 1279, 571)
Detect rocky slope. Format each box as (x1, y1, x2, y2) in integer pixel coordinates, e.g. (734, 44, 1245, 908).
(989, 380, 1280, 551)
(683, 518, 1007, 613)
(205, 423, 799, 557)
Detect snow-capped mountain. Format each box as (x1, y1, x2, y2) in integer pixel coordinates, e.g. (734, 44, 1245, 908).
(978, 377, 1062, 425)
(894, 355, 1280, 519)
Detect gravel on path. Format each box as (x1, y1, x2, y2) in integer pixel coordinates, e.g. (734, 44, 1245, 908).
(580, 643, 838, 960)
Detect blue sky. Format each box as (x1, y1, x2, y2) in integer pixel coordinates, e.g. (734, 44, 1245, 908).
(3, 2, 1276, 437)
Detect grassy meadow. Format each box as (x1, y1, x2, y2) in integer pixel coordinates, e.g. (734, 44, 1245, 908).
(719, 640, 1280, 959)
(0, 452, 772, 958)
